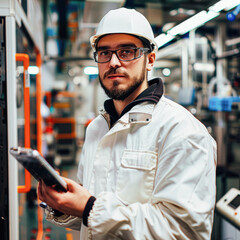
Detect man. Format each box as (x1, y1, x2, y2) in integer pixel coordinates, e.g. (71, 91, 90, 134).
(38, 8, 217, 240)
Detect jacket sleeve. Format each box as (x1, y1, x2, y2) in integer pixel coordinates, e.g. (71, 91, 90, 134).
(87, 132, 217, 240)
(45, 210, 82, 231)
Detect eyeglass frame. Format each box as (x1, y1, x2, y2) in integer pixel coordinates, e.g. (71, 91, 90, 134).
(93, 47, 151, 63)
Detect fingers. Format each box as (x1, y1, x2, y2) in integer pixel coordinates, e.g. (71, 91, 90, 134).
(37, 177, 90, 217)
(37, 180, 44, 201)
(60, 177, 75, 192)
(61, 177, 73, 184)
(37, 180, 56, 205)
(37, 181, 51, 203)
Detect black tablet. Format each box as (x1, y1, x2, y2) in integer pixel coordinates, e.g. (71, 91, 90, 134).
(10, 147, 67, 192)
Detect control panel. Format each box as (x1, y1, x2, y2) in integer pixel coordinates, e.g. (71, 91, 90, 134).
(216, 188, 240, 230)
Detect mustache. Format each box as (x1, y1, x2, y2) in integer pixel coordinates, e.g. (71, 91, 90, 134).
(103, 68, 129, 79)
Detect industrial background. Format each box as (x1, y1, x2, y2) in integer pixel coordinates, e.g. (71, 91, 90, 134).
(0, 0, 240, 239)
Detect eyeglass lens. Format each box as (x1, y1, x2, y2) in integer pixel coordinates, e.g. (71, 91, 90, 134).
(95, 48, 147, 63)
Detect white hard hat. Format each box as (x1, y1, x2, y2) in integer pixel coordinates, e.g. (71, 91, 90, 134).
(90, 8, 158, 52)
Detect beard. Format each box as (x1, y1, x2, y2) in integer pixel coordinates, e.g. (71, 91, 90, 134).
(99, 61, 147, 101)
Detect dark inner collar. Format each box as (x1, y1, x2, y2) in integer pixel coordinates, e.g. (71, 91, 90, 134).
(104, 77, 164, 127)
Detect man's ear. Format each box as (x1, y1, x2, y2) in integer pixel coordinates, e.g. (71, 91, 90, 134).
(146, 52, 156, 71)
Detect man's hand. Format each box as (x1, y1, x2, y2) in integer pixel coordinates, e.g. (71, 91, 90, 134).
(37, 177, 91, 218)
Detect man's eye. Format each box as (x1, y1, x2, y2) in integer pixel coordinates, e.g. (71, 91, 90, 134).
(118, 49, 134, 59)
(120, 49, 133, 55)
(99, 51, 110, 57)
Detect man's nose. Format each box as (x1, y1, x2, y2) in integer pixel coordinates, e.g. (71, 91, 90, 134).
(109, 52, 121, 68)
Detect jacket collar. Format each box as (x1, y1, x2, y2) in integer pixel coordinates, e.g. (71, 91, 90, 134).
(101, 103, 155, 136)
(103, 78, 164, 127)
(120, 102, 155, 124)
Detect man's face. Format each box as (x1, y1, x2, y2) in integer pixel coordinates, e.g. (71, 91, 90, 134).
(96, 34, 150, 101)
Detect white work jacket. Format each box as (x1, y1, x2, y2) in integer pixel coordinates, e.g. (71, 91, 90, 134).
(47, 96, 217, 240)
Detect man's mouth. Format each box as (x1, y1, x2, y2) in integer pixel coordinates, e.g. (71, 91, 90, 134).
(107, 74, 125, 79)
(103, 68, 129, 79)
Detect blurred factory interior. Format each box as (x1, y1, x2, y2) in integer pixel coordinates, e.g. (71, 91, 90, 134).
(1, 0, 240, 239)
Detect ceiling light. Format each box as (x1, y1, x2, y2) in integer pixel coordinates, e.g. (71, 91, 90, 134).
(84, 66, 98, 75)
(155, 0, 239, 49)
(155, 34, 174, 49)
(209, 0, 240, 12)
(68, 66, 81, 77)
(170, 8, 196, 16)
(193, 63, 215, 72)
(162, 22, 176, 33)
(169, 9, 178, 16)
(162, 68, 171, 77)
(73, 76, 89, 87)
(186, 9, 196, 16)
(28, 66, 39, 75)
(168, 10, 219, 36)
(73, 76, 81, 85)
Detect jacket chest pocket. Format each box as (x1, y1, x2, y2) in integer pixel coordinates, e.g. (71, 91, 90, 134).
(116, 149, 157, 204)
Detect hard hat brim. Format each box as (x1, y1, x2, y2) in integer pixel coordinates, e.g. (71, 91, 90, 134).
(90, 33, 158, 52)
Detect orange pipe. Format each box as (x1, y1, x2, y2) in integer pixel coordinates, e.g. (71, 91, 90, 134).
(35, 50, 44, 240)
(36, 52, 42, 155)
(49, 117, 76, 123)
(15, 54, 31, 193)
(36, 199, 44, 240)
(56, 91, 76, 97)
(66, 233, 73, 240)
